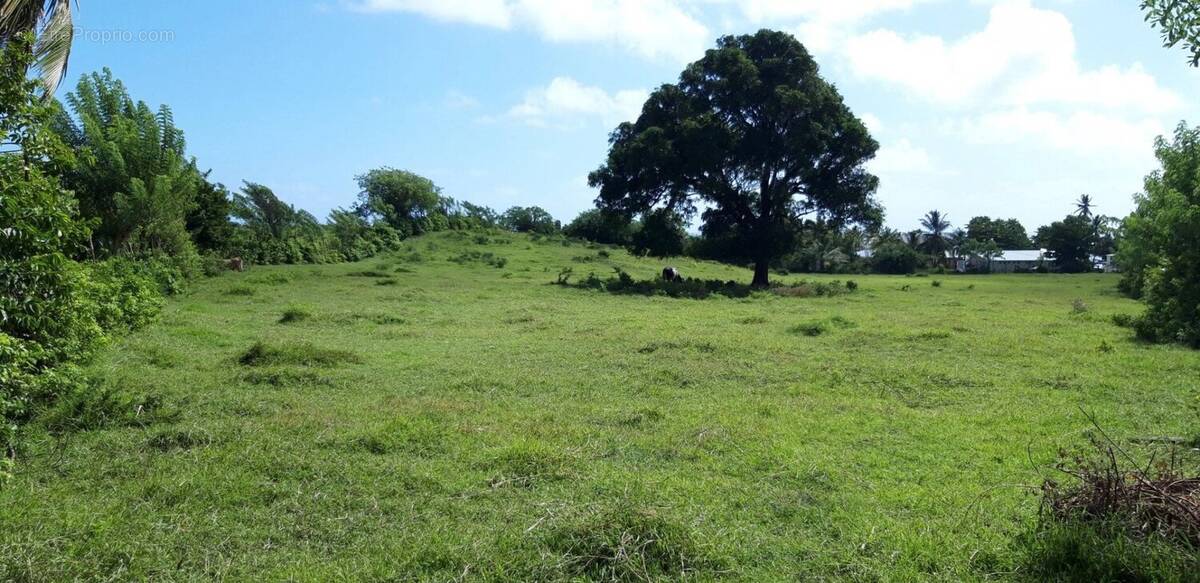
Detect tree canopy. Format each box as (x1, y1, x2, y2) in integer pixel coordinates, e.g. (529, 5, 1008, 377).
(966, 216, 1032, 249)
(53, 68, 200, 256)
(563, 208, 634, 245)
(1142, 0, 1200, 66)
(231, 181, 318, 239)
(589, 29, 879, 287)
(354, 168, 443, 236)
(500, 206, 559, 234)
(1119, 122, 1200, 346)
(1035, 215, 1095, 273)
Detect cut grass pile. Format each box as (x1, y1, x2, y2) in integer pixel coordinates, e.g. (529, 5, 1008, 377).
(1, 229, 1197, 581)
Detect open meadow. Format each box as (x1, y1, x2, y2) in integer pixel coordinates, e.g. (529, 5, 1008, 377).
(2, 230, 1196, 581)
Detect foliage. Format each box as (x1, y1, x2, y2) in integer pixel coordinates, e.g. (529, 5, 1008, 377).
(499, 205, 559, 234)
(961, 238, 1003, 271)
(185, 173, 233, 252)
(0, 38, 95, 472)
(871, 241, 923, 274)
(628, 208, 686, 258)
(589, 30, 879, 287)
(1036, 215, 1096, 273)
(919, 210, 951, 256)
(231, 181, 317, 240)
(1119, 124, 1200, 346)
(353, 167, 443, 236)
(779, 223, 869, 274)
(55, 68, 201, 258)
(1142, 0, 1200, 67)
(0, 0, 75, 93)
(562, 208, 633, 245)
(966, 216, 1032, 249)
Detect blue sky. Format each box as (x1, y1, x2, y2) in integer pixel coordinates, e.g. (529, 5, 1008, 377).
(64, 1, 1200, 232)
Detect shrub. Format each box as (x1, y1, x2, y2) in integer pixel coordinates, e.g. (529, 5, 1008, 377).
(871, 242, 923, 274)
(1112, 313, 1136, 328)
(1119, 123, 1200, 347)
(1039, 429, 1200, 569)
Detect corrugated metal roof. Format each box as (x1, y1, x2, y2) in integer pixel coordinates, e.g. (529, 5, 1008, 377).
(996, 250, 1043, 262)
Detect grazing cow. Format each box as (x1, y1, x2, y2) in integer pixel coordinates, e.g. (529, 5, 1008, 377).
(227, 257, 244, 272)
(662, 266, 682, 282)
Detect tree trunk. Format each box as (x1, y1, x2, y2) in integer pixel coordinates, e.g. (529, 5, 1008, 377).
(752, 260, 770, 288)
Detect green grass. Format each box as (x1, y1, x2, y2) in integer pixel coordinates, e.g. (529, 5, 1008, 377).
(2, 229, 1197, 581)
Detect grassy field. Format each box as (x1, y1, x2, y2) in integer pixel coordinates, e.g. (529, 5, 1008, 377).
(2, 230, 1197, 581)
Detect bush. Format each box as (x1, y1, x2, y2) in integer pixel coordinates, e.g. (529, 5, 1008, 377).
(871, 242, 922, 274)
(1119, 123, 1200, 347)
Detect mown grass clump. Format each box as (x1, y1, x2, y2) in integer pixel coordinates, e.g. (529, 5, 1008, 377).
(542, 500, 723, 581)
(791, 316, 855, 337)
(343, 416, 447, 456)
(238, 341, 361, 367)
(240, 368, 336, 388)
(346, 270, 392, 278)
(224, 285, 255, 297)
(278, 305, 313, 324)
(146, 427, 213, 452)
(791, 321, 829, 337)
(485, 440, 571, 488)
(39, 382, 177, 434)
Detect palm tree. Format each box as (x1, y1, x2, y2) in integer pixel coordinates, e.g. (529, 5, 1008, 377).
(919, 210, 951, 255)
(1, 0, 75, 93)
(948, 228, 968, 257)
(1075, 194, 1094, 218)
(903, 229, 924, 251)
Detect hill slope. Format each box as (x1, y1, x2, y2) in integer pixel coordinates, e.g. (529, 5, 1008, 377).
(1, 230, 1195, 580)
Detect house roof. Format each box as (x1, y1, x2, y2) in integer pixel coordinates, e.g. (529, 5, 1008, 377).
(996, 250, 1044, 262)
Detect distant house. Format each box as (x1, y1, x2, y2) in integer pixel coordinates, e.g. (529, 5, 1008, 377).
(1101, 253, 1120, 273)
(953, 249, 1051, 273)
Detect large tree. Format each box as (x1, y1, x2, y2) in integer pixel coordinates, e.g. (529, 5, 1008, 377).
(499, 206, 559, 235)
(589, 30, 879, 287)
(919, 210, 951, 256)
(966, 216, 1031, 249)
(354, 168, 443, 236)
(1119, 123, 1200, 346)
(54, 69, 201, 256)
(1036, 215, 1095, 273)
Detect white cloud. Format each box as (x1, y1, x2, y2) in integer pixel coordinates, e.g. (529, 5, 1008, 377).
(843, 0, 1181, 114)
(870, 138, 935, 174)
(507, 77, 646, 128)
(958, 108, 1165, 159)
(731, 0, 934, 53)
(444, 90, 480, 109)
(351, 0, 512, 27)
(860, 112, 884, 134)
(346, 0, 709, 62)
